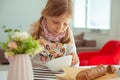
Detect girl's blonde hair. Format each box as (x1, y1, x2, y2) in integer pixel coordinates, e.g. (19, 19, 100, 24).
(30, 0, 73, 44)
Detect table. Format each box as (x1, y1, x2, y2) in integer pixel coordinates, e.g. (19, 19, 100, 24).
(0, 65, 63, 80)
(56, 65, 120, 80)
(0, 65, 120, 80)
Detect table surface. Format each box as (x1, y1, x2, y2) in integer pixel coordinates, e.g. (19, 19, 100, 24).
(0, 65, 120, 80)
(0, 65, 63, 80)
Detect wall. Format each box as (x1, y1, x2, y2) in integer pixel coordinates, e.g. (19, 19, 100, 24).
(0, 0, 47, 42)
(0, 0, 120, 48)
(111, 0, 120, 40)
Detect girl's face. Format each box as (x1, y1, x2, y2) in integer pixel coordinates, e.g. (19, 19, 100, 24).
(45, 13, 71, 36)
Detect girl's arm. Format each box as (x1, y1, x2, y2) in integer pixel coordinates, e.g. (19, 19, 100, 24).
(66, 30, 80, 67)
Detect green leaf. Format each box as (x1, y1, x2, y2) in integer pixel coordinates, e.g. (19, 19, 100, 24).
(12, 46, 23, 54)
(14, 29, 20, 32)
(2, 25, 6, 29)
(1, 42, 8, 50)
(4, 29, 12, 32)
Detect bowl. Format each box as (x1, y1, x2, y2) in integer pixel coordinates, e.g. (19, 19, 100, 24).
(45, 55, 72, 72)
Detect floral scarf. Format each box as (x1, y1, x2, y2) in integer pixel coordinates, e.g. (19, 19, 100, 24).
(41, 18, 66, 42)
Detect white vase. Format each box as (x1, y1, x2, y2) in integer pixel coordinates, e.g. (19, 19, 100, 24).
(7, 54, 34, 80)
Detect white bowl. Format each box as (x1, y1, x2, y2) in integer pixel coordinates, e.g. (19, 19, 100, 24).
(45, 55, 72, 72)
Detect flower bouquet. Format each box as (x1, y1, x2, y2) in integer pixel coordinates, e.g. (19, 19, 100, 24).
(0, 26, 43, 80)
(0, 26, 43, 59)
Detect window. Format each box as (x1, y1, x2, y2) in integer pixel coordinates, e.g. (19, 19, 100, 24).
(73, 0, 111, 30)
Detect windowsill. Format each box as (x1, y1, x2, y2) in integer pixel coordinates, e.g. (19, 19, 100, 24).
(72, 28, 110, 35)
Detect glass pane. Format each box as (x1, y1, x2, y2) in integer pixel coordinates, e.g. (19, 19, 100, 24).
(74, 0, 86, 28)
(87, 0, 111, 30)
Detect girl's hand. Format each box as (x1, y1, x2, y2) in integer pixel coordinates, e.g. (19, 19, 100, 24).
(70, 53, 79, 66)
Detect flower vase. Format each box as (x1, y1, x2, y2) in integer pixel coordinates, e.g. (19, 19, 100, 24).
(7, 54, 34, 80)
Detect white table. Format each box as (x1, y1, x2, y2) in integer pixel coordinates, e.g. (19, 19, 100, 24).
(0, 65, 120, 80)
(0, 65, 63, 80)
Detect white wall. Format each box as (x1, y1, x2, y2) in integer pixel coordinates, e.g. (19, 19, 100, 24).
(0, 0, 47, 42)
(0, 0, 47, 25)
(0, 0, 120, 48)
(110, 0, 120, 40)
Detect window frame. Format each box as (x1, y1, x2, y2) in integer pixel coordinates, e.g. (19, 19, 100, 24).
(72, 0, 111, 33)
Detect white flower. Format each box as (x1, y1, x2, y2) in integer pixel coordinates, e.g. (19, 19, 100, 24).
(12, 32, 29, 41)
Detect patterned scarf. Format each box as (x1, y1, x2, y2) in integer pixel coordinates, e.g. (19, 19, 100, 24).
(41, 18, 66, 42)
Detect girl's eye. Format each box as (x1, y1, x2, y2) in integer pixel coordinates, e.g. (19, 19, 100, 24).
(64, 23, 68, 26)
(53, 21, 59, 24)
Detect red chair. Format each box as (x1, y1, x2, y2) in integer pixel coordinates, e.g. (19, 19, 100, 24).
(78, 40, 120, 66)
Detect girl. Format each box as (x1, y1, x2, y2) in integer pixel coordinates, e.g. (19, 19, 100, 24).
(29, 0, 79, 67)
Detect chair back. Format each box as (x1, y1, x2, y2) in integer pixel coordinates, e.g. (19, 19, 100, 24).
(100, 40, 120, 55)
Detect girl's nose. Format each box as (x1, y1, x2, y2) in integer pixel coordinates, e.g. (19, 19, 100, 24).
(57, 23, 63, 30)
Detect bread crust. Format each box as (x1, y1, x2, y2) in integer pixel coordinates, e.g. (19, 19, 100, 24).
(107, 65, 116, 74)
(76, 65, 106, 80)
